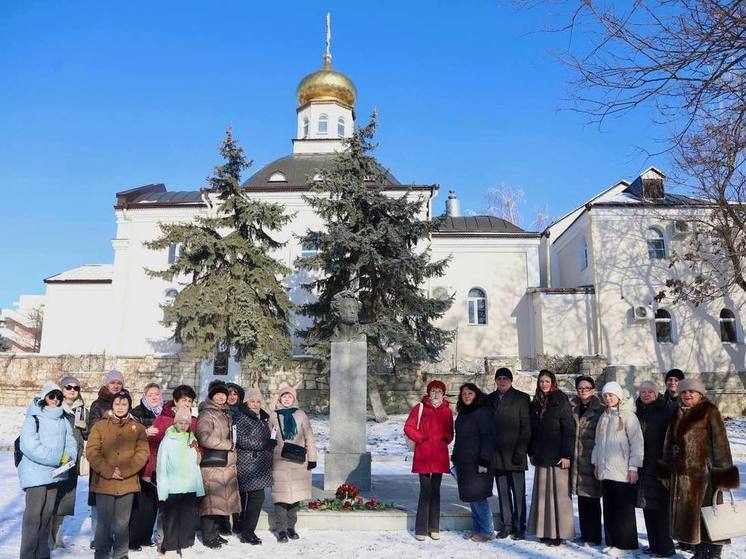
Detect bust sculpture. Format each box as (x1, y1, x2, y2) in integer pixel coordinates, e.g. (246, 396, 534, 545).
(331, 290, 364, 342)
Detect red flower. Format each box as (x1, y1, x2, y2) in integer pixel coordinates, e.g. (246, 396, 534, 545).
(342, 501, 351, 509)
(308, 501, 319, 510)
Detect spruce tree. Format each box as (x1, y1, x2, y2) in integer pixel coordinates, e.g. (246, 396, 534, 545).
(146, 128, 293, 371)
(297, 114, 454, 372)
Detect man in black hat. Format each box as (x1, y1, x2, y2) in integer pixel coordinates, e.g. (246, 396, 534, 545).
(486, 367, 531, 540)
(663, 369, 684, 407)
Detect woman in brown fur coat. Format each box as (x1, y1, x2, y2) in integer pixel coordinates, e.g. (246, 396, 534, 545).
(657, 378, 740, 559)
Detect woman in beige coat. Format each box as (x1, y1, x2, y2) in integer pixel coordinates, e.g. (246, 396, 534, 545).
(271, 386, 317, 543)
(196, 381, 241, 550)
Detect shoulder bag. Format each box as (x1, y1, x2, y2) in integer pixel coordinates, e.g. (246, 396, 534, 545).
(200, 447, 228, 468)
(405, 403, 424, 451)
(276, 412, 307, 464)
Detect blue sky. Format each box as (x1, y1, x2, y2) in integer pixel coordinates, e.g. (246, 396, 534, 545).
(0, 1, 668, 308)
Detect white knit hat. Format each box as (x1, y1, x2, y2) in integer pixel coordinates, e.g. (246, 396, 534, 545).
(601, 381, 624, 401)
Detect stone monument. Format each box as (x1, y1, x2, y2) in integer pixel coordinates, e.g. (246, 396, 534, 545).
(324, 290, 372, 491)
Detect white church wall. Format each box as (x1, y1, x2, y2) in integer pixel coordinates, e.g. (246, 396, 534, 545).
(590, 206, 746, 373)
(530, 290, 597, 356)
(40, 282, 113, 355)
(553, 212, 593, 289)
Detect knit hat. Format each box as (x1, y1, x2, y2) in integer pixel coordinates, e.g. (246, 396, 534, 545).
(495, 367, 513, 381)
(207, 380, 230, 400)
(103, 369, 125, 386)
(173, 407, 193, 423)
(665, 368, 685, 381)
(575, 375, 595, 389)
(38, 381, 62, 400)
(426, 379, 447, 395)
(277, 386, 297, 404)
(638, 380, 659, 393)
(59, 375, 80, 389)
(677, 378, 707, 396)
(601, 381, 624, 401)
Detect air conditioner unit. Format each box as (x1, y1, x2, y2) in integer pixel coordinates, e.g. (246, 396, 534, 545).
(633, 305, 654, 321)
(672, 220, 691, 239)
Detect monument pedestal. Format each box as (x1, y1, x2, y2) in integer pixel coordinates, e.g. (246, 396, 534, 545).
(323, 337, 371, 491)
(324, 451, 372, 491)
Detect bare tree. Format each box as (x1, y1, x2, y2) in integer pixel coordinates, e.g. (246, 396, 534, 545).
(658, 114, 746, 304)
(479, 185, 551, 230)
(26, 308, 44, 353)
(524, 0, 746, 302)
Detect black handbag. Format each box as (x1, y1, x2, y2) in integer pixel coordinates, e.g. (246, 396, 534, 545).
(200, 448, 228, 468)
(277, 412, 307, 464)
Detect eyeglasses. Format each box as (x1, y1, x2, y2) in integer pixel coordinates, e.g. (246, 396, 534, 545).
(64, 385, 80, 392)
(577, 387, 594, 392)
(46, 391, 63, 401)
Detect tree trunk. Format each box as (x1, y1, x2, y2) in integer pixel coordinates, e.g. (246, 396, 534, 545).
(367, 372, 388, 423)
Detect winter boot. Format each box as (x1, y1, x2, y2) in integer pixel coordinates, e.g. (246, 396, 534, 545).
(49, 515, 65, 549)
(706, 544, 723, 559)
(693, 543, 708, 559)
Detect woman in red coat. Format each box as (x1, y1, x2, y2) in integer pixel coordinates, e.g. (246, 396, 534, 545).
(404, 379, 454, 541)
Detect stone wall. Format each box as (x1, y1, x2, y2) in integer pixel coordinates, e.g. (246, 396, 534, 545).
(0, 353, 743, 416)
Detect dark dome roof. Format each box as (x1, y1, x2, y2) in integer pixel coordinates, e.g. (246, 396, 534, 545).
(242, 154, 400, 189)
(435, 215, 528, 234)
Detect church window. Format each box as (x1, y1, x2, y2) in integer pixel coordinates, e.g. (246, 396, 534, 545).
(467, 288, 487, 325)
(268, 171, 287, 182)
(337, 117, 345, 137)
(163, 289, 178, 322)
(318, 114, 328, 134)
(720, 308, 738, 343)
(167, 243, 181, 264)
(303, 116, 309, 138)
(645, 227, 666, 259)
(655, 308, 673, 343)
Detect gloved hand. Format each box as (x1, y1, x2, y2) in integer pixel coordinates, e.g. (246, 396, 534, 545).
(265, 439, 278, 450)
(307, 461, 317, 471)
(60, 453, 70, 465)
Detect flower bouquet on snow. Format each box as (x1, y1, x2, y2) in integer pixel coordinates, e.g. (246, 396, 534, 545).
(305, 483, 393, 511)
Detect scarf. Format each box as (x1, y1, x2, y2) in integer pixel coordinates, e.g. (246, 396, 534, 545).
(276, 407, 298, 440)
(142, 396, 163, 417)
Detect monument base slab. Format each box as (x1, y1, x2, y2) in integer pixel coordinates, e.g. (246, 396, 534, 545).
(324, 451, 372, 491)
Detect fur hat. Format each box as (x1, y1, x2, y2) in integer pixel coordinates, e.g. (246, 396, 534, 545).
(173, 407, 193, 423)
(426, 380, 447, 395)
(601, 381, 624, 401)
(677, 378, 707, 396)
(103, 369, 124, 387)
(111, 388, 133, 410)
(207, 380, 229, 400)
(665, 368, 685, 381)
(495, 367, 513, 381)
(638, 380, 659, 393)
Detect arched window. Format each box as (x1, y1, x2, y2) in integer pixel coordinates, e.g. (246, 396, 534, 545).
(467, 288, 487, 325)
(720, 308, 738, 343)
(337, 117, 345, 137)
(646, 227, 666, 259)
(655, 308, 673, 343)
(268, 171, 287, 182)
(302, 116, 309, 138)
(318, 114, 328, 134)
(163, 289, 178, 322)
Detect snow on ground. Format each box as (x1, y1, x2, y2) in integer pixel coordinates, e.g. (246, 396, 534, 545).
(0, 408, 745, 557)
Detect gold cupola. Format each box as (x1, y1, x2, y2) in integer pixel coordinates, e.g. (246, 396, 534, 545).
(296, 15, 356, 108)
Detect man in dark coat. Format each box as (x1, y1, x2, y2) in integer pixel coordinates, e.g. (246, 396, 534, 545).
(486, 367, 531, 539)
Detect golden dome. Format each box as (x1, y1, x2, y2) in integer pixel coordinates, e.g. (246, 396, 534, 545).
(297, 57, 357, 108)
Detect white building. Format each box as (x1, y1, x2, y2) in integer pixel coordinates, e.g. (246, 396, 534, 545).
(0, 294, 46, 353)
(39, 44, 543, 377)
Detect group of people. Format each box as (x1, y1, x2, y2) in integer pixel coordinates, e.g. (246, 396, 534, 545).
(17, 371, 317, 559)
(404, 368, 740, 559)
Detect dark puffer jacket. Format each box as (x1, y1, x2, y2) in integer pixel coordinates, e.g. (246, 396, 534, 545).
(570, 395, 603, 498)
(452, 403, 495, 502)
(131, 403, 158, 428)
(635, 395, 674, 510)
(233, 405, 273, 492)
(529, 390, 575, 467)
(88, 386, 115, 428)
